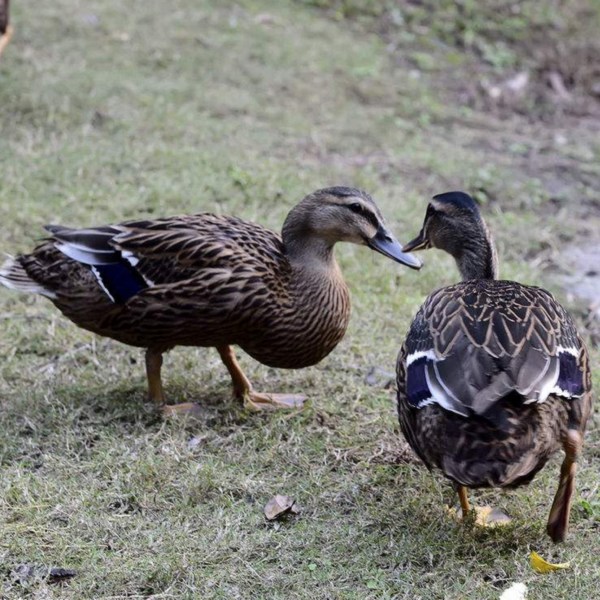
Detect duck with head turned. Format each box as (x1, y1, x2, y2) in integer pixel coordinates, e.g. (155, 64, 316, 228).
(1, 186, 421, 415)
(396, 191, 592, 542)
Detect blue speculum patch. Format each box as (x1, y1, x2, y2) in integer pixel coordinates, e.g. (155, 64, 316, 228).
(93, 262, 148, 304)
(556, 351, 584, 396)
(406, 356, 431, 407)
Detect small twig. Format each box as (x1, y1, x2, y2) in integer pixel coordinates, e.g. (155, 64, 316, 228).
(0, 313, 54, 321)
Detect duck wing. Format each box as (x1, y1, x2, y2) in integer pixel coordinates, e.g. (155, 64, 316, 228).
(400, 280, 587, 425)
(45, 214, 287, 305)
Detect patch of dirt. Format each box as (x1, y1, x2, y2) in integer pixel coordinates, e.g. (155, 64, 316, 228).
(554, 244, 600, 345)
(377, 1, 600, 122)
(530, 240, 600, 346)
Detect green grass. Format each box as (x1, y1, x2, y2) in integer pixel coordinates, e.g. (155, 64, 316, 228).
(0, 1, 598, 598)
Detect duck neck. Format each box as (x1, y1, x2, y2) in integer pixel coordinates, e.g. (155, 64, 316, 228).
(284, 236, 337, 271)
(281, 209, 338, 273)
(455, 222, 498, 281)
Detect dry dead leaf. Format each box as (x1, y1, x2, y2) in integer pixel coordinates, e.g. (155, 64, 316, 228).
(48, 567, 77, 584)
(446, 505, 511, 527)
(264, 495, 299, 521)
(530, 551, 570, 574)
(11, 564, 77, 585)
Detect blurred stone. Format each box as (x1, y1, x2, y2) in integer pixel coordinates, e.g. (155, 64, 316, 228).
(483, 71, 529, 101)
(505, 71, 529, 94)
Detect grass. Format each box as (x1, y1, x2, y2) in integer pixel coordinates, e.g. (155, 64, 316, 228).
(0, 0, 599, 598)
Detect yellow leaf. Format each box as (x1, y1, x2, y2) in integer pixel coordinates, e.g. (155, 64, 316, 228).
(530, 551, 570, 574)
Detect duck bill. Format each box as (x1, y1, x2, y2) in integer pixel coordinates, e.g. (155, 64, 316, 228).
(367, 227, 422, 270)
(401, 230, 430, 253)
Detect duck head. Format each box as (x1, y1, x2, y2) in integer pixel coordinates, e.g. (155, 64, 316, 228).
(403, 191, 498, 280)
(283, 187, 422, 270)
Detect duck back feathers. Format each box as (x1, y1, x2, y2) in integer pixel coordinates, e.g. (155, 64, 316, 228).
(400, 280, 586, 421)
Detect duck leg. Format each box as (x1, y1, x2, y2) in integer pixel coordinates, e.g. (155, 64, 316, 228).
(145, 348, 200, 416)
(0, 25, 12, 59)
(546, 429, 582, 543)
(456, 485, 511, 527)
(458, 485, 471, 515)
(217, 345, 305, 411)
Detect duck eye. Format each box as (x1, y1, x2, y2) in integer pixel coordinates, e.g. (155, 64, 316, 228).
(349, 203, 363, 214)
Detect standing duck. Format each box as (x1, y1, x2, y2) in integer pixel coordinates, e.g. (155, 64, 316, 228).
(396, 191, 592, 542)
(1, 186, 421, 415)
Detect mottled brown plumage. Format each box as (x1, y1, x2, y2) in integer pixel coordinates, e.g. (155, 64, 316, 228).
(396, 191, 592, 542)
(1, 186, 421, 413)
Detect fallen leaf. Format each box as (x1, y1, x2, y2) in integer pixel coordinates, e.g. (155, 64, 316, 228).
(446, 505, 511, 527)
(472, 506, 512, 527)
(264, 495, 299, 521)
(530, 551, 570, 574)
(11, 564, 77, 585)
(48, 567, 77, 584)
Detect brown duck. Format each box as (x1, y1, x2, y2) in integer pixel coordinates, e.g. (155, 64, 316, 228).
(396, 191, 592, 542)
(1, 186, 421, 414)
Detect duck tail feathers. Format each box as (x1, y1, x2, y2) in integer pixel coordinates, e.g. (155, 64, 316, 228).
(0, 255, 57, 299)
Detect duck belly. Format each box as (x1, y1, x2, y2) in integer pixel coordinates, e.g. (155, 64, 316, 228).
(239, 317, 349, 369)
